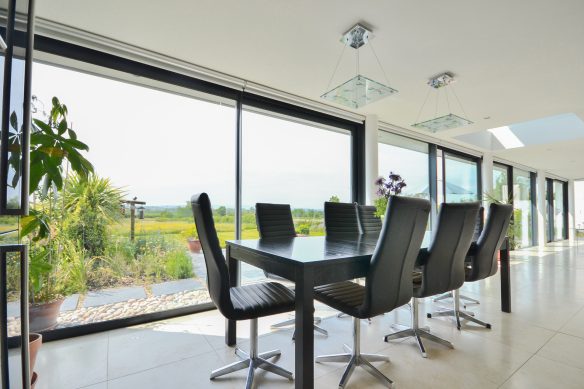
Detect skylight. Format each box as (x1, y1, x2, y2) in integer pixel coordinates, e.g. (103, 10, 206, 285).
(454, 113, 584, 151)
(487, 126, 524, 149)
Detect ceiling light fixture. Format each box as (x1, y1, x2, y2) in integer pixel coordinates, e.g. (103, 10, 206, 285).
(321, 23, 397, 109)
(412, 72, 473, 132)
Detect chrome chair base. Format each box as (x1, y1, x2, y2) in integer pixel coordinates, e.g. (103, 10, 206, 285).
(384, 328, 453, 358)
(337, 312, 373, 324)
(428, 290, 491, 330)
(271, 316, 328, 337)
(433, 291, 480, 305)
(210, 318, 293, 388)
(316, 317, 393, 388)
(384, 298, 454, 358)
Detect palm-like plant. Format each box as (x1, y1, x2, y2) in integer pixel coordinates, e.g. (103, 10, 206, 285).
(63, 174, 125, 257)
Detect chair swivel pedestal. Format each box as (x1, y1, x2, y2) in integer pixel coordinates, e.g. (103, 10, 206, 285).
(427, 289, 491, 330)
(211, 318, 293, 387)
(317, 318, 392, 388)
(271, 315, 328, 337)
(433, 291, 480, 305)
(384, 298, 453, 358)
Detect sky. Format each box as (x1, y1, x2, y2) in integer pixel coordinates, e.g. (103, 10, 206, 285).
(32, 62, 351, 209)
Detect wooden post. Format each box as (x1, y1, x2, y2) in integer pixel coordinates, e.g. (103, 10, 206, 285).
(130, 203, 136, 242)
(121, 198, 146, 242)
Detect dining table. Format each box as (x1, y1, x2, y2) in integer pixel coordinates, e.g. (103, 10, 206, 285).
(225, 233, 511, 389)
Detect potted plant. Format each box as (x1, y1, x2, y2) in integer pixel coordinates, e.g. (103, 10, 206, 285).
(18, 96, 94, 332)
(373, 172, 407, 217)
(187, 232, 201, 253)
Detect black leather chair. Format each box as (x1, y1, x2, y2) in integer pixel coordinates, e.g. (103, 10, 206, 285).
(356, 204, 382, 234)
(324, 201, 361, 235)
(434, 206, 485, 305)
(314, 196, 431, 388)
(429, 203, 512, 329)
(255, 203, 327, 337)
(191, 193, 295, 387)
(384, 202, 480, 358)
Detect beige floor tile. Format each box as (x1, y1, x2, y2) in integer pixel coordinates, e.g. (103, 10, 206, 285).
(536, 333, 584, 371)
(500, 355, 584, 389)
(107, 324, 214, 379)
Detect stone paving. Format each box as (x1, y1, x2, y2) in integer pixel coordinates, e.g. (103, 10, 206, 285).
(7, 251, 265, 337)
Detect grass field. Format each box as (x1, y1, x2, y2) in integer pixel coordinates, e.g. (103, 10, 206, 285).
(109, 215, 325, 248)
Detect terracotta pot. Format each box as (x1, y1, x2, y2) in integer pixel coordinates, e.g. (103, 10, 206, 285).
(29, 333, 42, 389)
(31, 372, 38, 389)
(29, 298, 64, 332)
(187, 238, 202, 253)
(29, 333, 42, 372)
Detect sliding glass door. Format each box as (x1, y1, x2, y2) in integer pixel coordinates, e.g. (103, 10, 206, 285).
(513, 168, 533, 247)
(553, 180, 566, 240)
(437, 150, 480, 204)
(547, 178, 568, 242)
(492, 164, 510, 203)
(241, 108, 352, 284)
(20, 59, 237, 333)
(377, 131, 430, 200)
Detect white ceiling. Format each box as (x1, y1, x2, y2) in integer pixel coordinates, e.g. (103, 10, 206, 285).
(34, 0, 584, 178)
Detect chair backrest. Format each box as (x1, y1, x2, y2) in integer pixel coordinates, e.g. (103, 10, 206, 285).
(467, 203, 513, 281)
(473, 206, 485, 242)
(191, 193, 233, 317)
(255, 203, 297, 238)
(324, 201, 360, 235)
(357, 205, 382, 234)
(360, 196, 431, 317)
(418, 202, 480, 297)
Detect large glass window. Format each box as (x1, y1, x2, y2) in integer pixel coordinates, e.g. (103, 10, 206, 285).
(441, 151, 479, 203)
(378, 131, 430, 199)
(553, 180, 566, 241)
(492, 164, 510, 203)
(13, 60, 236, 335)
(241, 108, 352, 284)
(513, 168, 533, 247)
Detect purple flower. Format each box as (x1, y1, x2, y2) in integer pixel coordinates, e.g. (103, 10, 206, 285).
(375, 171, 407, 197)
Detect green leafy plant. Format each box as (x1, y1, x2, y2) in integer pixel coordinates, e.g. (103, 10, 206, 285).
(20, 97, 95, 304)
(63, 174, 125, 257)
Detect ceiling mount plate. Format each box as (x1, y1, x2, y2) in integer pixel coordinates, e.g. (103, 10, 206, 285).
(428, 72, 455, 89)
(341, 24, 371, 49)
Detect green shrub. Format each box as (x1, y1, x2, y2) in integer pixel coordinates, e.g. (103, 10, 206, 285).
(296, 223, 310, 235)
(164, 249, 194, 279)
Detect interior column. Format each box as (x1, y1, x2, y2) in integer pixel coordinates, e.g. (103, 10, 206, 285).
(364, 115, 379, 205)
(536, 170, 547, 248)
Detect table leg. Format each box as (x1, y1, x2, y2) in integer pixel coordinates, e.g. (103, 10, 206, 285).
(500, 238, 511, 313)
(226, 245, 238, 346)
(295, 270, 314, 389)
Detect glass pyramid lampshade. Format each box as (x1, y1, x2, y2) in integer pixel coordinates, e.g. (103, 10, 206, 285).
(412, 113, 473, 133)
(321, 75, 397, 109)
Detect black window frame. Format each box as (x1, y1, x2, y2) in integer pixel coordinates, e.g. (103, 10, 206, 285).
(546, 177, 569, 242)
(494, 162, 538, 248)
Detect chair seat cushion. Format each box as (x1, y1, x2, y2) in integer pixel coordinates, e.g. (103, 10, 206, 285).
(314, 281, 367, 319)
(230, 282, 295, 321)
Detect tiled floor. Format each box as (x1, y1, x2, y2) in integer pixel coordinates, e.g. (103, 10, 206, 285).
(12, 241, 584, 388)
